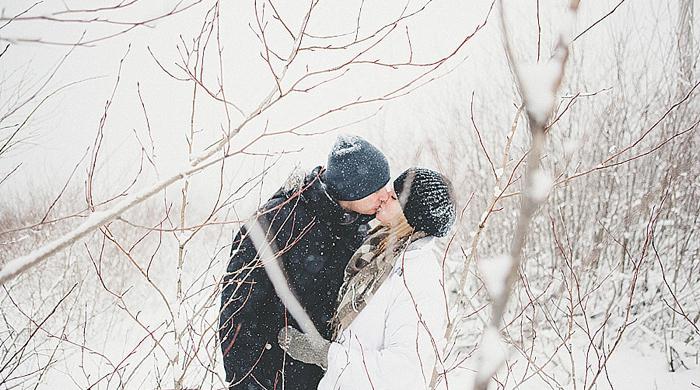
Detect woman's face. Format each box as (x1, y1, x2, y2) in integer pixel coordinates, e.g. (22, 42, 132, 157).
(375, 190, 405, 226)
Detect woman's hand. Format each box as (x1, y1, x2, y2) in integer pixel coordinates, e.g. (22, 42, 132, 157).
(278, 326, 330, 369)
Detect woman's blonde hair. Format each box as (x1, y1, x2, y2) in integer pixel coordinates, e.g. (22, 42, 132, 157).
(377, 217, 414, 254)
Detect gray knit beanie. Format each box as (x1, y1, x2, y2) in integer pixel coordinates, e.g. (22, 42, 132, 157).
(325, 135, 390, 201)
(393, 168, 456, 237)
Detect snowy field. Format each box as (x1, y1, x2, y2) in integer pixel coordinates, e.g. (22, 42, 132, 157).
(1, 0, 698, 389)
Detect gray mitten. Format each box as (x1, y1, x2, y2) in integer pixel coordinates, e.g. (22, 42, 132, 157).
(277, 326, 330, 369)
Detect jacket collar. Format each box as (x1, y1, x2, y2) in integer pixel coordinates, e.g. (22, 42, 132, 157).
(298, 166, 373, 226)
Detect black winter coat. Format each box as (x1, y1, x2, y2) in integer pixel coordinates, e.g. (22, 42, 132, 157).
(219, 167, 372, 389)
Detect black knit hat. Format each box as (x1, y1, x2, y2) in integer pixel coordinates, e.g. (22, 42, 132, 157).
(325, 135, 390, 201)
(393, 168, 456, 237)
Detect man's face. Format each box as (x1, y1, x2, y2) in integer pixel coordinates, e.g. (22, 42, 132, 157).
(338, 186, 391, 215)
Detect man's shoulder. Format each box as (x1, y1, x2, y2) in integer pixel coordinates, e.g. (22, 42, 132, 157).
(258, 193, 308, 222)
(262, 166, 332, 214)
(257, 170, 323, 222)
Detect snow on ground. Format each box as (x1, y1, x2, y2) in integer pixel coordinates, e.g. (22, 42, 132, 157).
(445, 336, 699, 390)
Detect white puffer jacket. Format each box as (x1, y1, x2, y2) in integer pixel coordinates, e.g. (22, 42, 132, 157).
(318, 236, 447, 390)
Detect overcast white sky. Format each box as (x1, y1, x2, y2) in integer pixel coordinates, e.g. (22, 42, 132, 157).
(1, 0, 696, 208)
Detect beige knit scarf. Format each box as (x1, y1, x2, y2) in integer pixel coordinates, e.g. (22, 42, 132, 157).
(331, 224, 426, 339)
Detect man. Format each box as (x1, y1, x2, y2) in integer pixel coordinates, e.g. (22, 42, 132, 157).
(219, 135, 391, 389)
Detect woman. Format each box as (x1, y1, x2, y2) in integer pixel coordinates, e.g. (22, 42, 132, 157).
(278, 167, 456, 390)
